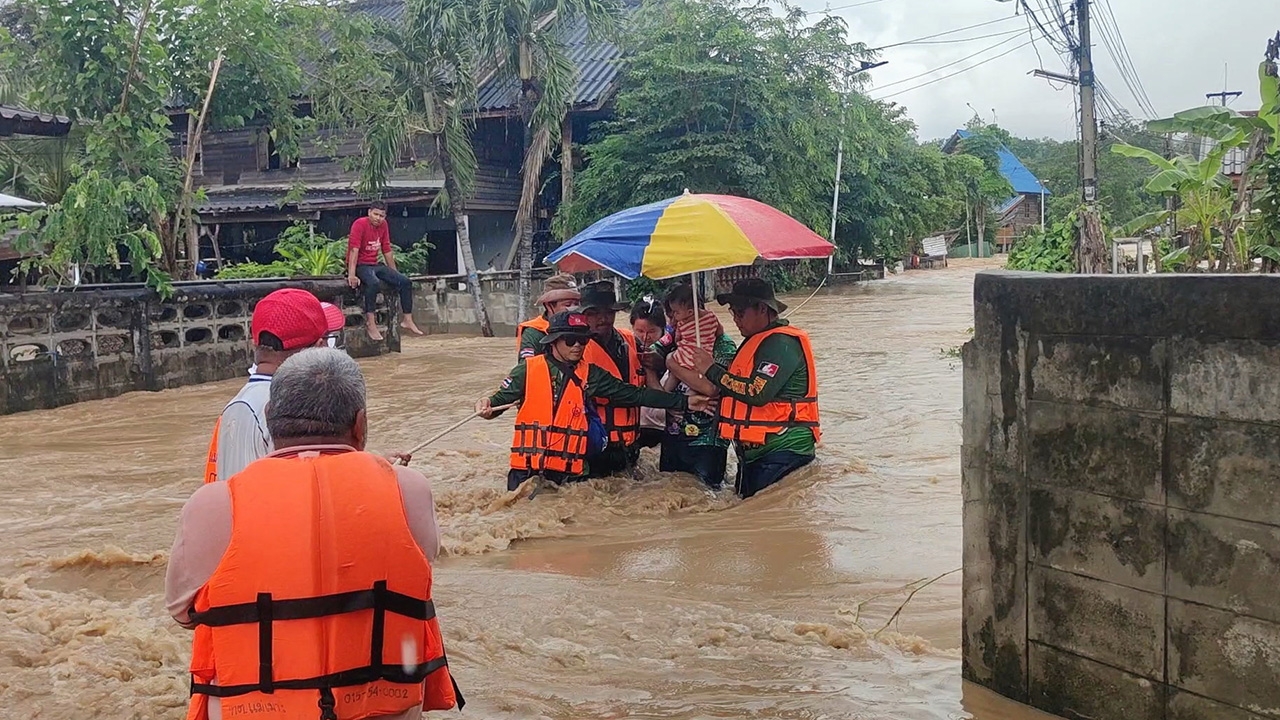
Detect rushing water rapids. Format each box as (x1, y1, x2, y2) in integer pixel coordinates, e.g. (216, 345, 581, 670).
(0, 260, 1059, 719)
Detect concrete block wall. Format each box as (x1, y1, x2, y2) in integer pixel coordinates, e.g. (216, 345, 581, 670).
(0, 279, 395, 415)
(407, 269, 552, 337)
(963, 270, 1280, 720)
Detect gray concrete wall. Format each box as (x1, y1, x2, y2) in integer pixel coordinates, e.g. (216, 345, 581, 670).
(408, 269, 550, 338)
(0, 279, 396, 416)
(963, 270, 1280, 720)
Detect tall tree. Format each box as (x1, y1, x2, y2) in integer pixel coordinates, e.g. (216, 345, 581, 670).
(310, 0, 495, 335)
(3, 0, 320, 287)
(954, 122, 1014, 252)
(556, 0, 863, 237)
(479, 0, 622, 318)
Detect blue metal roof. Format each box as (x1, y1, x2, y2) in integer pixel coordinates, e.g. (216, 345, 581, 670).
(954, 129, 1049, 196)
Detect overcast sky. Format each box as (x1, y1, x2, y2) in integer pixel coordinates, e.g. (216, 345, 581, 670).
(795, 0, 1280, 142)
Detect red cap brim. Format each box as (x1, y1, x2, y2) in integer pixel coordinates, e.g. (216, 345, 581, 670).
(319, 303, 346, 332)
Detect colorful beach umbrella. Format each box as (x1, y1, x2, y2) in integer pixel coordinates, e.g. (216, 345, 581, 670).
(546, 192, 835, 280)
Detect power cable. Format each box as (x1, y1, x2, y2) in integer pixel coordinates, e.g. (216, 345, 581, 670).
(870, 29, 1029, 92)
(875, 37, 1037, 101)
(1099, 0, 1153, 108)
(869, 15, 1019, 51)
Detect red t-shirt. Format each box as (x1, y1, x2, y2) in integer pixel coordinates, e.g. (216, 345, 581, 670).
(348, 216, 392, 265)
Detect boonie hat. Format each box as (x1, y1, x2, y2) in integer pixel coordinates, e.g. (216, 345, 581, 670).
(540, 311, 592, 345)
(715, 277, 788, 314)
(536, 273, 581, 306)
(252, 289, 346, 350)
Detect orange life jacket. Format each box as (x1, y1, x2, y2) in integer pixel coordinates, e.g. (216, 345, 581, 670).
(516, 316, 550, 356)
(717, 325, 821, 446)
(203, 417, 220, 484)
(185, 451, 461, 720)
(582, 329, 643, 446)
(510, 355, 591, 475)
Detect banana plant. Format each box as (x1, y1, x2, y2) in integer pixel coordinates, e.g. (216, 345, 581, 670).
(1111, 105, 1264, 271)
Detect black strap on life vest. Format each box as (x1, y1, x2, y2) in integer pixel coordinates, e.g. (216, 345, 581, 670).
(189, 581, 465, 712)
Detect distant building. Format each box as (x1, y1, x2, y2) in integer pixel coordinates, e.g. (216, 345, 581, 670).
(943, 130, 1051, 253)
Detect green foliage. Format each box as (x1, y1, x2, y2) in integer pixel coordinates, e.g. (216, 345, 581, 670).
(2, 0, 317, 289)
(1006, 211, 1076, 273)
(216, 222, 345, 279)
(8, 169, 173, 294)
(759, 260, 824, 293)
(395, 239, 437, 276)
(214, 260, 292, 279)
(558, 0, 864, 241)
(1111, 106, 1255, 271)
(1006, 116, 1167, 229)
(623, 276, 668, 305)
(555, 0, 983, 270)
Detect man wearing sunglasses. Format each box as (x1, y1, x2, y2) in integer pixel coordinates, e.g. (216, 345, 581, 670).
(686, 278, 821, 499)
(476, 311, 705, 492)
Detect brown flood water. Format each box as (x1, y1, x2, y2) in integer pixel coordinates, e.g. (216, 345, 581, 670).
(0, 259, 1060, 719)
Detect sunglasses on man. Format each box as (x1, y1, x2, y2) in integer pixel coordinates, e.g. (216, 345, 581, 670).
(559, 335, 589, 347)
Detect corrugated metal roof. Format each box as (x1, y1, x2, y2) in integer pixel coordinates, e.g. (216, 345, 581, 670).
(197, 180, 442, 215)
(0, 104, 72, 136)
(950, 130, 1050, 196)
(475, 15, 623, 114)
(1223, 146, 1249, 176)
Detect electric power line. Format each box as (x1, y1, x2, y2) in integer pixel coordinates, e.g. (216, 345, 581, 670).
(870, 29, 1030, 92)
(869, 15, 1020, 51)
(874, 37, 1038, 101)
(817, 0, 889, 14)
(1094, 0, 1157, 117)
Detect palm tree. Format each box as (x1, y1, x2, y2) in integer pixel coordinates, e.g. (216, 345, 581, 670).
(479, 0, 622, 316)
(355, 0, 495, 335)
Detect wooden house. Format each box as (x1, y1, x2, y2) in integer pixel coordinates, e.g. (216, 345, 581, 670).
(173, 0, 627, 275)
(943, 130, 1050, 253)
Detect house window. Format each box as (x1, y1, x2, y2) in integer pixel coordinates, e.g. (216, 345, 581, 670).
(261, 133, 299, 171)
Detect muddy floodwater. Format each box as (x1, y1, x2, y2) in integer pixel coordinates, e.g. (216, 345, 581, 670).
(0, 260, 1058, 719)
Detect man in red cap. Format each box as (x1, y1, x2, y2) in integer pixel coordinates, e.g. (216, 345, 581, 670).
(203, 289, 346, 483)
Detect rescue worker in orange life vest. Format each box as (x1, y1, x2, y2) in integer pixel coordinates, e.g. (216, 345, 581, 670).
(516, 273, 581, 361)
(686, 278, 821, 499)
(577, 281, 651, 477)
(167, 349, 462, 720)
(476, 311, 708, 492)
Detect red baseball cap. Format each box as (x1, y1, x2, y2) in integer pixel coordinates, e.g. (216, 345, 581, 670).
(319, 302, 346, 334)
(251, 289, 344, 350)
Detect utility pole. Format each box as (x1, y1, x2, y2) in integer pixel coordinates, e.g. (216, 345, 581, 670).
(1077, 0, 1098, 210)
(1205, 90, 1242, 106)
(829, 60, 887, 274)
(1074, 0, 1108, 272)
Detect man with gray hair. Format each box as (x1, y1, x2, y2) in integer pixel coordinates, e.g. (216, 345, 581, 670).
(166, 349, 463, 719)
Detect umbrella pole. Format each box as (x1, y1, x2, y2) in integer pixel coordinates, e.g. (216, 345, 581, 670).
(691, 271, 702, 348)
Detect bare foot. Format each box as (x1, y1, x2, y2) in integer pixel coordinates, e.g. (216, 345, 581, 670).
(400, 317, 425, 336)
(365, 323, 384, 342)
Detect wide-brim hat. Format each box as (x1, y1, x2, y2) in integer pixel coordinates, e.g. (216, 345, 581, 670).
(540, 310, 592, 345)
(536, 287, 581, 306)
(579, 280, 630, 312)
(715, 278, 787, 314)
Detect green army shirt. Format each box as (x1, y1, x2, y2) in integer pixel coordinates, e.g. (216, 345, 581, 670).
(517, 325, 547, 360)
(704, 320, 816, 462)
(489, 355, 689, 413)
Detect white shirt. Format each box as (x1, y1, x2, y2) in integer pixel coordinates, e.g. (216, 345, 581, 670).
(214, 373, 272, 482)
